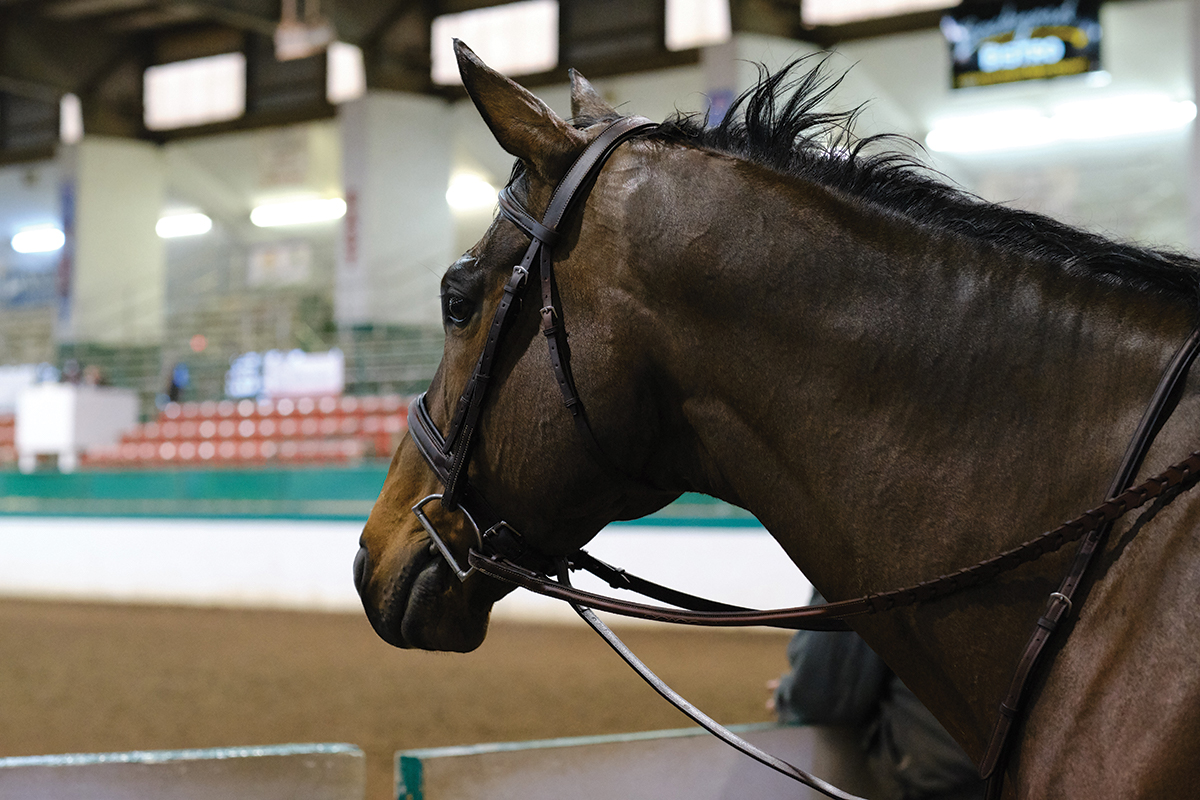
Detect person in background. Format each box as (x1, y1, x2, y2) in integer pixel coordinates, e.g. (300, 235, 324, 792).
(60, 359, 81, 384)
(82, 364, 106, 386)
(167, 362, 190, 403)
(769, 593, 985, 800)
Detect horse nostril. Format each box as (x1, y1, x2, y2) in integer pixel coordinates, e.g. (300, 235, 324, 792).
(353, 546, 371, 596)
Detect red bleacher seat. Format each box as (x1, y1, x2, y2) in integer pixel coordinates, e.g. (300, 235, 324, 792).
(84, 394, 406, 468)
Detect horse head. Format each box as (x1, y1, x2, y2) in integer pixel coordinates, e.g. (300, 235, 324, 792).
(354, 42, 678, 652)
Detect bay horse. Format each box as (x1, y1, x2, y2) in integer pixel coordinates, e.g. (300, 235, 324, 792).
(354, 41, 1200, 799)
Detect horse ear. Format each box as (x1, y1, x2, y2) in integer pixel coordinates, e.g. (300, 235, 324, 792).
(455, 40, 585, 182)
(569, 69, 617, 120)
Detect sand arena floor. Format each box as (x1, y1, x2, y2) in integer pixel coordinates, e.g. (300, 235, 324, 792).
(0, 599, 791, 800)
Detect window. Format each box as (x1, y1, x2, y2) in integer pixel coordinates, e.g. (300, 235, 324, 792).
(431, 0, 558, 86)
(60, 94, 83, 144)
(144, 52, 246, 131)
(665, 0, 731, 51)
(802, 0, 956, 27)
(326, 42, 366, 104)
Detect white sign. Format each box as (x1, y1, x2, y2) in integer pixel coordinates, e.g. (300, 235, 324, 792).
(261, 348, 344, 398)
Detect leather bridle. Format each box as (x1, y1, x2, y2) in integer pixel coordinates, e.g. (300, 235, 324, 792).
(407, 115, 658, 577)
(406, 116, 1200, 799)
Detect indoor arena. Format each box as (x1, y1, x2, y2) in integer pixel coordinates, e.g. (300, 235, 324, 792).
(2, 2, 1198, 799)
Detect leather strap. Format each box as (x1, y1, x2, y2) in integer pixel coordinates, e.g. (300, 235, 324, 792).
(980, 323, 1200, 787)
(467, 448, 1200, 631)
(561, 567, 870, 800)
(428, 116, 656, 511)
(498, 188, 559, 246)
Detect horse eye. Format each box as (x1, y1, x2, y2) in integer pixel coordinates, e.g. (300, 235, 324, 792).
(443, 293, 474, 326)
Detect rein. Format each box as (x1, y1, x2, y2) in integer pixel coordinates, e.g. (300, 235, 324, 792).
(407, 116, 1200, 799)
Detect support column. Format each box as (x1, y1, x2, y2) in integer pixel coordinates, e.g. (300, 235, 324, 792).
(56, 137, 165, 345)
(336, 92, 453, 327)
(1190, 0, 1200, 252)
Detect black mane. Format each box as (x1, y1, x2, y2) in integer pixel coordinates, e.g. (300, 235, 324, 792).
(650, 56, 1200, 308)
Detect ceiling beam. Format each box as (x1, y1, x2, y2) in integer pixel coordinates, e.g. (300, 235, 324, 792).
(0, 74, 63, 103)
(171, 1, 277, 36)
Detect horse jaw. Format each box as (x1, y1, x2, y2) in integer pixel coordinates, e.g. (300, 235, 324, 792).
(354, 441, 512, 652)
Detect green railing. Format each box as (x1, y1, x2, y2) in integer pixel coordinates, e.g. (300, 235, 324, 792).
(0, 466, 760, 525)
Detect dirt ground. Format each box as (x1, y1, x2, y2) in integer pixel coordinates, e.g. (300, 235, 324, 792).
(0, 599, 792, 800)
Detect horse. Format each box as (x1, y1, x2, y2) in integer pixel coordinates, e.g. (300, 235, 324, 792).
(354, 40, 1200, 799)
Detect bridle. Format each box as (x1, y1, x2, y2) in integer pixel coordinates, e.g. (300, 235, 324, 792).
(406, 116, 1200, 799)
(407, 115, 658, 577)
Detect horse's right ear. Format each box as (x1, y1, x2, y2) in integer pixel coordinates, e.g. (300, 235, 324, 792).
(570, 69, 617, 120)
(455, 40, 585, 182)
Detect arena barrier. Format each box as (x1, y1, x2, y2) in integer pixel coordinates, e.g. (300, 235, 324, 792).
(0, 742, 365, 800)
(396, 724, 882, 800)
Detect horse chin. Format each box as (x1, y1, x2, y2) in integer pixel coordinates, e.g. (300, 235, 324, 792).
(400, 559, 491, 652)
(360, 545, 494, 653)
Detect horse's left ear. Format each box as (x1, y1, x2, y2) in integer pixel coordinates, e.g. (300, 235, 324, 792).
(455, 39, 585, 183)
(570, 69, 617, 120)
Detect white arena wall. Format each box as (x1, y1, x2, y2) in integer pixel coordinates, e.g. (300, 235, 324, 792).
(0, 517, 813, 624)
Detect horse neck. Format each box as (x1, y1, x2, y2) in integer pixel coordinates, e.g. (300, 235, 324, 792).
(624, 150, 1197, 750)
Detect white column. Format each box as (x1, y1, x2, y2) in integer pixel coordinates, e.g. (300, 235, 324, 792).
(56, 137, 165, 345)
(336, 92, 454, 327)
(1190, 0, 1200, 252)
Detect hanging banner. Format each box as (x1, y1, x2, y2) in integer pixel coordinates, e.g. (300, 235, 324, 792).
(942, 0, 1103, 89)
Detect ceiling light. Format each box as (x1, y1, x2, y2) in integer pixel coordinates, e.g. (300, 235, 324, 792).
(803, 0, 956, 26)
(11, 226, 65, 254)
(327, 42, 366, 104)
(157, 212, 212, 238)
(431, 0, 558, 85)
(446, 174, 498, 211)
(250, 197, 347, 228)
(60, 94, 83, 144)
(926, 96, 1197, 154)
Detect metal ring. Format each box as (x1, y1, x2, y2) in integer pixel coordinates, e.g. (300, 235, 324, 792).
(412, 494, 483, 582)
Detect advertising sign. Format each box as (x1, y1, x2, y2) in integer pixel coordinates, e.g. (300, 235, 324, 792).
(942, 0, 1102, 89)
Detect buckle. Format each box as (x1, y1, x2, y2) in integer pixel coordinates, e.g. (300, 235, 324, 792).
(481, 521, 527, 561)
(412, 494, 483, 582)
(1047, 591, 1073, 616)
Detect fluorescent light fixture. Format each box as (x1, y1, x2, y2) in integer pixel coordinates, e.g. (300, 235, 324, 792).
(157, 212, 213, 238)
(803, 0, 955, 26)
(327, 41, 366, 104)
(250, 197, 347, 227)
(446, 174, 498, 211)
(11, 225, 65, 254)
(431, 1, 558, 85)
(666, 0, 731, 51)
(926, 97, 1198, 154)
(144, 52, 246, 131)
(60, 93, 83, 144)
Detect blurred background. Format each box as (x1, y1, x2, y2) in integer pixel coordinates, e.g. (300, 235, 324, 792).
(0, 0, 1193, 482)
(0, 1, 1195, 798)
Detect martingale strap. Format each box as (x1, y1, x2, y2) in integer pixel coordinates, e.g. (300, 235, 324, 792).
(980, 322, 1200, 794)
(558, 567, 871, 800)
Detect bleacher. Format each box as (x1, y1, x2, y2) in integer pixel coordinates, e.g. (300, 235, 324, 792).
(0, 413, 14, 465)
(81, 395, 407, 468)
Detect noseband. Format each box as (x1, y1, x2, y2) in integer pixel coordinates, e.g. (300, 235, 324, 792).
(404, 116, 1200, 800)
